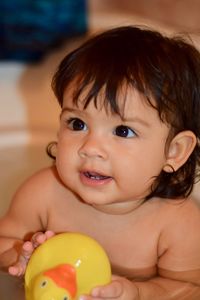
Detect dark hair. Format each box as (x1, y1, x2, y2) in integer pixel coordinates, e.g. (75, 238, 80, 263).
(50, 25, 200, 200)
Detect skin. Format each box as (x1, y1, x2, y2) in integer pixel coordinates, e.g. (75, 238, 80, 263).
(0, 86, 200, 300)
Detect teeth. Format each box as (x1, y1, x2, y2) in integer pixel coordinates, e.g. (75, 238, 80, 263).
(85, 172, 109, 180)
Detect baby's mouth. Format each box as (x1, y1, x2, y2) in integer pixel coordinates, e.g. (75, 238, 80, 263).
(80, 170, 112, 187)
(84, 171, 111, 180)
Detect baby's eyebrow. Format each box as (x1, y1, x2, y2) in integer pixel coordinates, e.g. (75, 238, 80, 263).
(60, 106, 83, 117)
(121, 116, 150, 127)
(61, 107, 150, 127)
(61, 107, 78, 113)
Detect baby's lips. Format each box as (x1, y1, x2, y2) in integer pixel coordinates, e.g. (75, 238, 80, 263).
(83, 170, 111, 180)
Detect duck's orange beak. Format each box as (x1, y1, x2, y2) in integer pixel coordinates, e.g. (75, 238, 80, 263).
(44, 264, 77, 298)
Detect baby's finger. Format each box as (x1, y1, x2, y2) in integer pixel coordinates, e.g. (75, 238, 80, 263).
(91, 280, 123, 298)
(8, 263, 25, 277)
(22, 240, 34, 252)
(8, 253, 29, 276)
(8, 241, 34, 276)
(21, 241, 35, 260)
(8, 231, 55, 277)
(31, 231, 46, 247)
(31, 230, 55, 247)
(44, 230, 55, 239)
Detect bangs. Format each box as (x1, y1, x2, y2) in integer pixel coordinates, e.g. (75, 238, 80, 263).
(52, 47, 150, 117)
(51, 26, 186, 125)
(69, 68, 158, 121)
(71, 74, 133, 117)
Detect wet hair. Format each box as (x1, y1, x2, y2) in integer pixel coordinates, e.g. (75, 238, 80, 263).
(49, 25, 200, 200)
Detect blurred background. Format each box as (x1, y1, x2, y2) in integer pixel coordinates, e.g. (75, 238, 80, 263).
(0, 1, 200, 298)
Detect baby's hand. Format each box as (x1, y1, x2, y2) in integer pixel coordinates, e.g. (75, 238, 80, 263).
(81, 275, 139, 300)
(8, 230, 55, 277)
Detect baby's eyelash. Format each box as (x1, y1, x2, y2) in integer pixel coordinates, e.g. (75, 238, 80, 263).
(63, 117, 80, 127)
(65, 117, 87, 131)
(114, 125, 137, 138)
(65, 117, 76, 124)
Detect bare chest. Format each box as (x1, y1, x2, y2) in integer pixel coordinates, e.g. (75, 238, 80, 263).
(47, 201, 161, 279)
(96, 221, 159, 279)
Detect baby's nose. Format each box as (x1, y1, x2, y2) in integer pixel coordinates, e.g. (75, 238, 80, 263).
(78, 135, 108, 159)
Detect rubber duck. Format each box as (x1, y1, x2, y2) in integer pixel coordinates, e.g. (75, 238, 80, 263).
(25, 232, 111, 300)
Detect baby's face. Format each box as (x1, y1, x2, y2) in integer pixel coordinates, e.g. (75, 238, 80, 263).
(56, 86, 170, 214)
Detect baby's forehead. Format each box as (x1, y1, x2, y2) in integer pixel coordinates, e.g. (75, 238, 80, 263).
(63, 83, 158, 119)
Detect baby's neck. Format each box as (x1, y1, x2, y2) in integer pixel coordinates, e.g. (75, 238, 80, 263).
(91, 198, 145, 215)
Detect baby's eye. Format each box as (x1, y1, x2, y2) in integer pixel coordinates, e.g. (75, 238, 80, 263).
(114, 125, 136, 138)
(67, 118, 87, 131)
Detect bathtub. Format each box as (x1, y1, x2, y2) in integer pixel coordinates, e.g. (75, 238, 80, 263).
(0, 61, 60, 298)
(0, 62, 60, 217)
(0, 272, 25, 300)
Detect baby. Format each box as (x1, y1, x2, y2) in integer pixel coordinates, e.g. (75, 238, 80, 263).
(0, 26, 200, 300)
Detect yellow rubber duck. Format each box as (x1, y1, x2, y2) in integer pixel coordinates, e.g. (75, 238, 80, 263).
(25, 233, 111, 300)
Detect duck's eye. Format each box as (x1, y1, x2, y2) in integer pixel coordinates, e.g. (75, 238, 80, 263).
(40, 280, 48, 288)
(63, 296, 68, 300)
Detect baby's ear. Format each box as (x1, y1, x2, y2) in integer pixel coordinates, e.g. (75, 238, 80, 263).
(163, 131, 197, 172)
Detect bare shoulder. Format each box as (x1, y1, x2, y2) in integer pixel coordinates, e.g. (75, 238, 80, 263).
(157, 197, 200, 285)
(149, 196, 200, 223)
(1, 166, 63, 234)
(141, 196, 200, 227)
(159, 196, 200, 226)
(12, 166, 58, 202)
